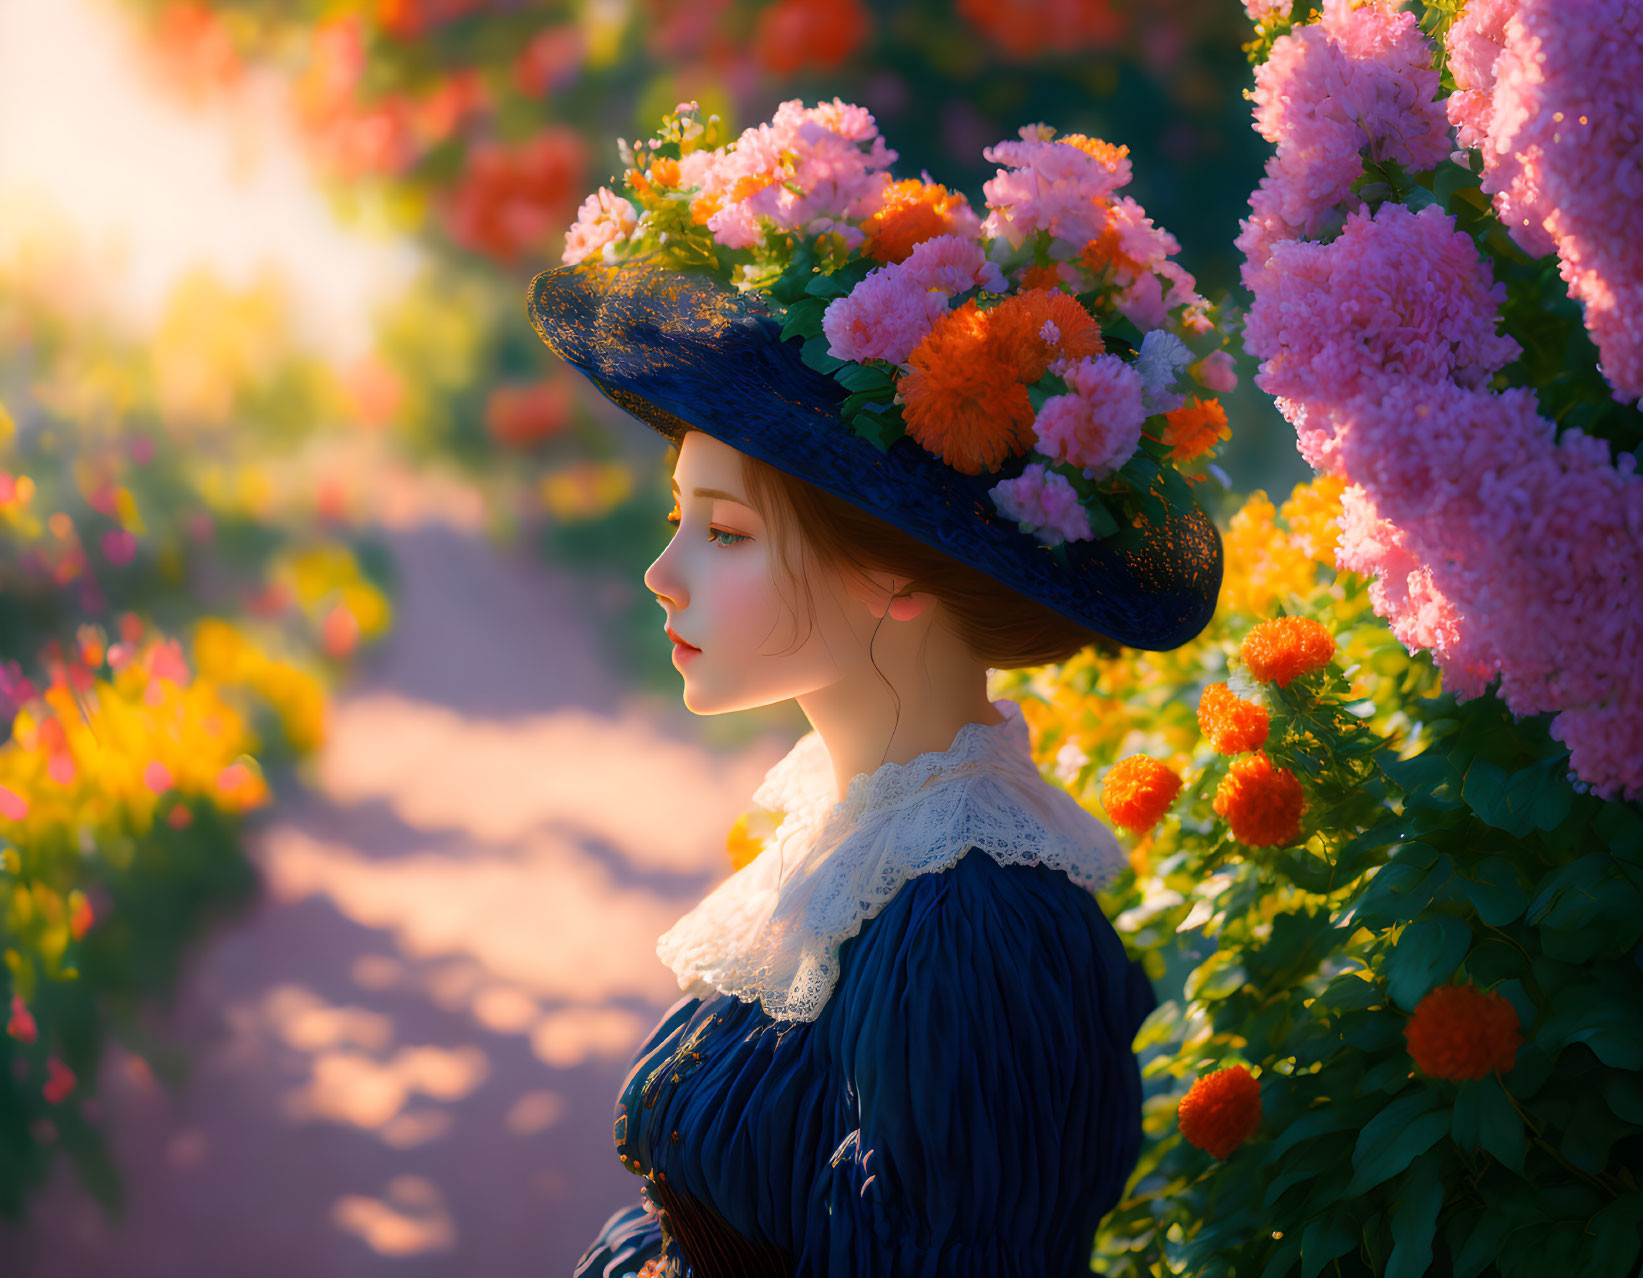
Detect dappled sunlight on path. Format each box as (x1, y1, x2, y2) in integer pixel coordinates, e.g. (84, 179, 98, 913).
(3, 460, 792, 1277)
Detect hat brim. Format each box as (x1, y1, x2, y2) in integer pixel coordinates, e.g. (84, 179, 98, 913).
(527, 255, 1223, 652)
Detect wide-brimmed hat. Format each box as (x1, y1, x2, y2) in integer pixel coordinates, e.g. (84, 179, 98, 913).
(522, 102, 1222, 647)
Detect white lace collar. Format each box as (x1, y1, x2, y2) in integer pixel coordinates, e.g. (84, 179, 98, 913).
(655, 698, 1128, 1023)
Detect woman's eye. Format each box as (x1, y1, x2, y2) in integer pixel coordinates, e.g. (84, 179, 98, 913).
(709, 528, 750, 548)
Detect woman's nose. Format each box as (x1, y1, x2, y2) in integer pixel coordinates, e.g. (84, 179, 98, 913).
(643, 539, 686, 608)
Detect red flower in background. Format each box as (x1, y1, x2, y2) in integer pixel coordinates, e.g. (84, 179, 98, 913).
(148, 3, 242, 105)
(444, 129, 588, 261)
(485, 379, 576, 449)
(376, 0, 490, 40)
(514, 26, 587, 98)
(1099, 754, 1183, 834)
(1212, 751, 1304, 846)
(752, 0, 873, 76)
(1178, 1064, 1261, 1159)
(1405, 983, 1523, 1081)
(957, 0, 1123, 60)
(1240, 615, 1337, 688)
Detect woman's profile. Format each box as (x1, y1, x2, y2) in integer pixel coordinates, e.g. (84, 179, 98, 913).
(528, 98, 1223, 1277)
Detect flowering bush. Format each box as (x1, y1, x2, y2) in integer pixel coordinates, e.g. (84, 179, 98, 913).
(562, 100, 1238, 554)
(1235, 0, 1643, 803)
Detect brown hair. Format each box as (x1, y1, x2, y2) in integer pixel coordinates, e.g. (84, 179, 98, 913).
(676, 429, 1123, 668)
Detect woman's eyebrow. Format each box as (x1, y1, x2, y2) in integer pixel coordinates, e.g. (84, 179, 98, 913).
(670, 481, 752, 504)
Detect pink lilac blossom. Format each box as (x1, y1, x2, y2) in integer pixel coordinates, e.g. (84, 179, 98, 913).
(1325, 385, 1643, 799)
(688, 99, 897, 251)
(898, 234, 1008, 296)
(978, 129, 1132, 250)
(1033, 354, 1146, 476)
(820, 267, 950, 364)
(1242, 202, 1520, 404)
(561, 187, 638, 265)
(988, 464, 1095, 546)
(1443, 0, 1643, 404)
(1238, 0, 1451, 288)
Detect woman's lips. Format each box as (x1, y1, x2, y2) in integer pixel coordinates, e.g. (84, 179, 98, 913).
(666, 626, 701, 653)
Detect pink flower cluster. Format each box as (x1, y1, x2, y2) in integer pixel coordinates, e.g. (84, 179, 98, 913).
(562, 187, 638, 265)
(1443, 0, 1643, 405)
(1244, 202, 1521, 407)
(821, 234, 1007, 364)
(979, 128, 1132, 249)
(1239, 119, 1643, 799)
(1237, 0, 1451, 291)
(1033, 354, 1145, 478)
(682, 98, 897, 251)
(987, 464, 1094, 547)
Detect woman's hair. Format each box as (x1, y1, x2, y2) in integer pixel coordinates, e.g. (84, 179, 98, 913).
(678, 429, 1122, 669)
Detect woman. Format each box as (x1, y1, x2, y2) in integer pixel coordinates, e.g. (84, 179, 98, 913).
(528, 100, 1224, 1277)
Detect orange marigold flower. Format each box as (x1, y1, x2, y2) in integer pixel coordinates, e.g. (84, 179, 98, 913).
(1099, 754, 1183, 833)
(1405, 983, 1523, 1081)
(1178, 1064, 1262, 1160)
(1212, 751, 1305, 846)
(900, 301, 1036, 475)
(1197, 682, 1270, 755)
(1240, 615, 1337, 688)
(987, 288, 1104, 382)
(1016, 263, 1065, 292)
(1160, 396, 1230, 463)
(861, 177, 974, 264)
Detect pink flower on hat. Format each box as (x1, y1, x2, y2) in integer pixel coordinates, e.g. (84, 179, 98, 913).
(989, 464, 1095, 546)
(822, 267, 951, 364)
(979, 129, 1131, 250)
(561, 187, 637, 265)
(1034, 354, 1146, 477)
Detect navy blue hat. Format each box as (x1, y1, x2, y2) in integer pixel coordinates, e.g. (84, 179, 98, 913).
(527, 256, 1223, 652)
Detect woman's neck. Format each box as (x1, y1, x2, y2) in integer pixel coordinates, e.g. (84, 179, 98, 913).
(797, 668, 1005, 807)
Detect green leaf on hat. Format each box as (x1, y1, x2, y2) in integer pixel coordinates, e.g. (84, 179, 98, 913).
(780, 296, 828, 342)
(800, 336, 845, 374)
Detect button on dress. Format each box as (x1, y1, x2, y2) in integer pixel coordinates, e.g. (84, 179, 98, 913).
(573, 702, 1156, 1278)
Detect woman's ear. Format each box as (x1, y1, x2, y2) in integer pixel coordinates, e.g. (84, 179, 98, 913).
(854, 569, 932, 622)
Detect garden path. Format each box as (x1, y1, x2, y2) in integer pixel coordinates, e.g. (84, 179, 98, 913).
(4, 451, 790, 1278)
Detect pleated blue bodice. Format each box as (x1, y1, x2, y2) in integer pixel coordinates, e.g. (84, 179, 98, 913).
(574, 848, 1157, 1278)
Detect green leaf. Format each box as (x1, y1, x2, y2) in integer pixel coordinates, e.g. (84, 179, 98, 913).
(1318, 972, 1381, 1012)
(1463, 855, 1529, 927)
(1259, 1239, 1301, 1278)
(834, 362, 893, 393)
(849, 411, 905, 455)
(800, 336, 845, 374)
(1085, 500, 1120, 539)
(1560, 1086, 1624, 1174)
(1585, 1190, 1643, 1278)
(1451, 1079, 1487, 1151)
(1386, 914, 1471, 1012)
(1461, 758, 1515, 830)
(803, 268, 851, 297)
(1452, 1209, 1513, 1278)
(1348, 1090, 1448, 1195)
(1527, 852, 1610, 930)
(1535, 978, 1643, 1069)
(1265, 1103, 1366, 1162)
(1475, 1074, 1526, 1175)
(1301, 1211, 1359, 1278)
(1386, 1147, 1445, 1278)
(1263, 1142, 1340, 1209)
(779, 295, 827, 342)
(1604, 1072, 1643, 1125)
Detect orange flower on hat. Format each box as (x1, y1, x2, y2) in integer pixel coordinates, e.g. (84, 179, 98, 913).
(1178, 1064, 1262, 1159)
(900, 301, 1036, 475)
(1240, 615, 1337, 688)
(1405, 983, 1523, 1081)
(861, 177, 976, 264)
(1099, 754, 1183, 833)
(1197, 682, 1270, 755)
(1212, 751, 1304, 846)
(1160, 396, 1230, 463)
(987, 288, 1104, 382)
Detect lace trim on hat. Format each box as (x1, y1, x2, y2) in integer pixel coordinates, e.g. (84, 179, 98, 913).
(655, 698, 1128, 1023)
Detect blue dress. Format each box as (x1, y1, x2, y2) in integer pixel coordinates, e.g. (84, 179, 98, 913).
(572, 847, 1157, 1278)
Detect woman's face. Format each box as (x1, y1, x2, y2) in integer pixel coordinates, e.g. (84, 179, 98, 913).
(643, 431, 868, 715)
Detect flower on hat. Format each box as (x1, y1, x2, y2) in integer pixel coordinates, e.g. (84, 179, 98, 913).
(1212, 751, 1305, 846)
(901, 301, 1037, 474)
(1099, 754, 1183, 833)
(1178, 1064, 1262, 1159)
(1404, 982, 1522, 1081)
(1034, 354, 1146, 478)
(1161, 397, 1230, 463)
(1197, 682, 1270, 755)
(987, 288, 1104, 382)
(860, 177, 983, 263)
(1240, 615, 1337, 687)
(988, 464, 1095, 547)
